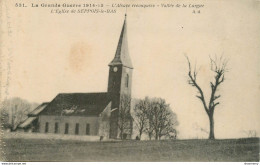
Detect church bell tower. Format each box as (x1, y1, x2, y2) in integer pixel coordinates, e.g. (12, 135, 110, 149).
(107, 14, 133, 139)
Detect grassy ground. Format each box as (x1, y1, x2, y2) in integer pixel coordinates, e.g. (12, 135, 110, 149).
(1, 137, 259, 162)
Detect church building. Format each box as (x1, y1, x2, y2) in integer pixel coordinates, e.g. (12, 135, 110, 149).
(18, 15, 134, 139)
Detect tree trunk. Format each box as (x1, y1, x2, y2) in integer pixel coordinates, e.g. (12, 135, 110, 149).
(120, 129, 123, 139)
(208, 114, 215, 140)
(155, 132, 158, 140)
(139, 131, 142, 140)
(149, 132, 152, 140)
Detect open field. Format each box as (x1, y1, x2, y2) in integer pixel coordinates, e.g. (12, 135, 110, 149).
(1, 137, 259, 162)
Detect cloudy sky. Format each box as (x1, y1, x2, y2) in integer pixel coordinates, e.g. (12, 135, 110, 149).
(1, 0, 260, 139)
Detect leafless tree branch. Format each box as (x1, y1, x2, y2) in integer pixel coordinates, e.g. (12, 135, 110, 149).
(185, 56, 209, 115)
(186, 55, 228, 139)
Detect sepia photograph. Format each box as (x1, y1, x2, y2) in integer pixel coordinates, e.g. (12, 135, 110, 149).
(0, 0, 259, 163)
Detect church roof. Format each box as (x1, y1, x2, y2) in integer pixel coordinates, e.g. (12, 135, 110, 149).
(18, 117, 37, 128)
(28, 102, 49, 117)
(39, 93, 111, 117)
(109, 15, 133, 69)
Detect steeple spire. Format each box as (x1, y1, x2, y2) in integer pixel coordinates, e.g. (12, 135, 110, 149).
(109, 15, 133, 69)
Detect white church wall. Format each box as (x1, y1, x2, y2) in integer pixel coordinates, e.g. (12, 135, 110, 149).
(39, 115, 100, 136)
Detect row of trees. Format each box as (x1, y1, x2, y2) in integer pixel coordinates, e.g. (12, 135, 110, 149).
(116, 94, 178, 140)
(133, 97, 178, 140)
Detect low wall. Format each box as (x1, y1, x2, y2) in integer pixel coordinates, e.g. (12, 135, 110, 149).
(2, 132, 102, 141)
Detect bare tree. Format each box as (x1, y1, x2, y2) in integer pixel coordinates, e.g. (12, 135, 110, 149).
(167, 129, 178, 140)
(118, 94, 132, 139)
(186, 56, 228, 139)
(0, 97, 39, 130)
(133, 97, 178, 140)
(144, 98, 154, 140)
(149, 98, 178, 140)
(133, 97, 149, 140)
(158, 107, 178, 140)
(98, 105, 111, 139)
(243, 130, 257, 138)
(193, 123, 209, 135)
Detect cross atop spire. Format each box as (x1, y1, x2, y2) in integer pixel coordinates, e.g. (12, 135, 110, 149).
(109, 15, 133, 69)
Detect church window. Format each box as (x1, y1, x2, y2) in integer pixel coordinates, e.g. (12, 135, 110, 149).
(54, 122, 59, 133)
(86, 124, 90, 135)
(75, 123, 79, 135)
(45, 122, 49, 133)
(125, 74, 129, 88)
(65, 123, 69, 134)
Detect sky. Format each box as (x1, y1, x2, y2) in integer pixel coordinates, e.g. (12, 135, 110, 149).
(1, 0, 260, 139)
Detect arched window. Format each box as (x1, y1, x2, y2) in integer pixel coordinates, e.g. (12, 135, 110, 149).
(125, 74, 129, 88)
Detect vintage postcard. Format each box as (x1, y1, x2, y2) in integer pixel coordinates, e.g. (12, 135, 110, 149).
(0, 0, 259, 162)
